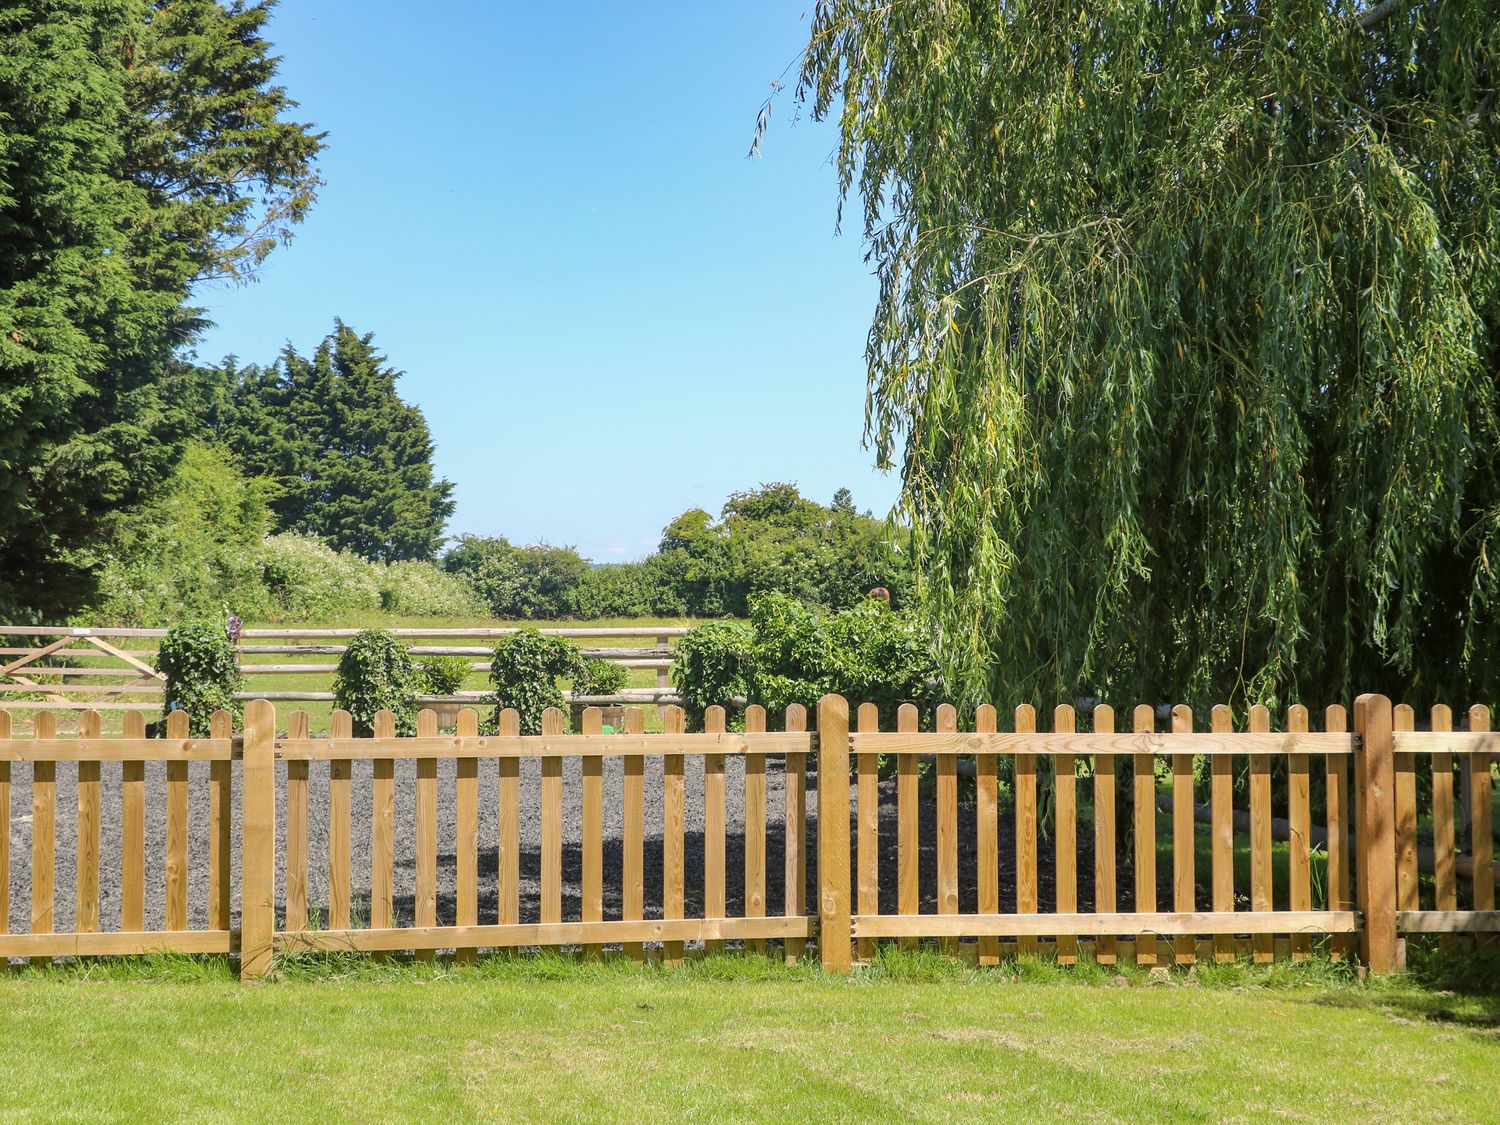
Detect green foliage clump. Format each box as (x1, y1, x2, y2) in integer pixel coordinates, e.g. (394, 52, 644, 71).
(571, 657, 629, 698)
(154, 622, 243, 736)
(256, 533, 385, 618)
(567, 560, 686, 618)
(794, 1, 1500, 710)
(489, 629, 585, 734)
(378, 560, 486, 617)
(672, 592, 941, 727)
(444, 537, 591, 619)
(333, 629, 417, 735)
(418, 655, 471, 697)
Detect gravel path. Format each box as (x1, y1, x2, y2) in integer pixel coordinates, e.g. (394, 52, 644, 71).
(4, 759, 1184, 937)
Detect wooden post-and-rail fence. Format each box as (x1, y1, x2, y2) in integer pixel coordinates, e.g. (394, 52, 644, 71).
(0, 694, 1494, 979)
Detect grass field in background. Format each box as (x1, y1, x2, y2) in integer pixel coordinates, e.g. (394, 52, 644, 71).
(2, 950, 1496, 1121)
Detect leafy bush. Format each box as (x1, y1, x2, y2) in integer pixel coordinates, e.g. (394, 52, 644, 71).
(418, 654, 471, 696)
(333, 629, 418, 735)
(671, 592, 942, 728)
(154, 621, 244, 736)
(489, 628, 585, 733)
(443, 536, 591, 619)
(571, 656, 629, 698)
(257, 533, 385, 618)
(378, 560, 487, 617)
(566, 559, 686, 617)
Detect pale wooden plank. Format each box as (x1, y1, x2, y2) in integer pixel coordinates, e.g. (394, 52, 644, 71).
(1093, 704, 1117, 965)
(455, 707, 480, 965)
(540, 706, 564, 928)
(852, 910, 1359, 939)
(275, 915, 815, 954)
(497, 708, 521, 927)
(744, 704, 768, 955)
(1211, 704, 1235, 962)
(31, 712, 57, 954)
(1325, 704, 1351, 959)
(414, 709, 439, 960)
(208, 710, 233, 932)
(0, 738, 232, 761)
(855, 702, 879, 961)
(1397, 910, 1500, 934)
(622, 707, 645, 961)
(240, 699, 277, 979)
(1393, 704, 1419, 915)
(896, 701, 919, 951)
(581, 706, 605, 956)
(164, 710, 191, 932)
(1250, 703, 1273, 963)
(327, 709, 353, 931)
(75, 710, 101, 934)
(937, 702, 960, 955)
(1471, 705, 1494, 950)
(703, 705, 727, 954)
(1171, 705, 1195, 965)
(1133, 704, 1157, 967)
(370, 709, 396, 932)
(1287, 705, 1312, 960)
(817, 694, 851, 972)
(975, 703, 1000, 966)
(2, 930, 235, 958)
(120, 712, 145, 932)
(662, 705, 686, 966)
(784, 704, 808, 963)
(1430, 704, 1457, 953)
(285, 709, 311, 933)
(848, 731, 1352, 757)
(1014, 703, 1038, 956)
(1053, 704, 1077, 965)
(273, 731, 814, 761)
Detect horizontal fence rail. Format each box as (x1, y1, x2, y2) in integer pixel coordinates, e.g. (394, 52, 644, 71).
(0, 624, 690, 715)
(0, 693, 1494, 977)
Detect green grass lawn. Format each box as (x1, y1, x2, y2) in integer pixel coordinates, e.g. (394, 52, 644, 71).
(2, 951, 1496, 1121)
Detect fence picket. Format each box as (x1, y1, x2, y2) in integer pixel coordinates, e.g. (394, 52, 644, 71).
(164, 710, 190, 932)
(581, 706, 605, 955)
(240, 699, 276, 979)
(0, 713, 8, 936)
(76, 710, 101, 935)
(1132, 704, 1157, 967)
(1393, 704, 1419, 916)
(415, 708, 439, 959)
(622, 706, 645, 961)
(1014, 704, 1037, 957)
(662, 705, 686, 966)
(209, 709, 233, 931)
(285, 709, 311, 933)
(703, 705, 726, 954)
(783, 703, 808, 963)
(540, 707, 564, 929)
(456, 706, 479, 964)
(1325, 704, 1351, 959)
(856, 702, 879, 961)
(371, 709, 396, 933)
(1471, 705, 1494, 948)
(1171, 705, 1195, 965)
(937, 703, 960, 955)
(498, 708, 521, 928)
(1053, 704, 1077, 965)
(328, 709, 353, 931)
(896, 702, 919, 951)
(30, 712, 55, 961)
(1250, 703, 1273, 963)
(1211, 704, 1234, 962)
(975, 703, 1000, 966)
(1093, 704, 1117, 965)
(744, 704, 768, 955)
(1287, 705, 1311, 960)
(817, 694, 851, 973)
(1430, 704, 1456, 953)
(121, 712, 145, 932)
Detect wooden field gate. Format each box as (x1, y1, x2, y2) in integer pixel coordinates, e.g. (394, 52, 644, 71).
(0, 693, 1494, 977)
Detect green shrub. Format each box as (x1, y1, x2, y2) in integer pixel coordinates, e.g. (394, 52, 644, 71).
(567, 560, 686, 617)
(418, 654, 471, 696)
(671, 620, 755, 726)
(489, 628, 585, 733)
(379, 561, 486, 617)
(154, 622, 244, 736)
(571, 657, 629, 698)
(258, 533, 385, 618)
(333, 629, 418, 735)
(443, 536, 590, 619)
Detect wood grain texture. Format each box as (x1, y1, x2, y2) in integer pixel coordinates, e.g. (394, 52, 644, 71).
(783, 704, 808, 963)
(937, 703, 960, 955)
(856, 702, 879, 961)
(164, 710, 190, 933)
(240, 699, 277, 979)
(1211, 704, 1235, 963)
(1287, 705, 1312, 960)
(1093, 704, 1117, 965)
(1133, 704, 1157, 966)
(1470, 705, 1494, 951)
(702, 706, 726, 954)
(975, 704, 1000, 966)
(1249, 704, 1274, 963)
(1393, 704, 1419, 915)
(1053, 704, 1078, 965)
(540, 707, 564, 928)
(896, 702, 919, 951)
(30, 713, 57, 952)
(661, 705, 686, 966)
(455, 707, 480, 963)
(120, 712, 145, 932)
(581, 706, 604, 956)
(1014, 704, 1038, 956)
(370, 709, 396, 932)
(327, 709, 353, 931)
(1356, 695, 1399, 973)
(285, 710, 311, 933)
(497, 708, 521, 927)
(848, 731, 1351, 757)
(1325, 704, 1351, 959)
(622, 706, 645, 961)
(744, 705, 768, 954)
(414, 709, 439, 960)
(209, 709, 234, 932)
(1171, 705, 1195, 965)
(817, 694, 851, 972)
(75, 711, 101, 934)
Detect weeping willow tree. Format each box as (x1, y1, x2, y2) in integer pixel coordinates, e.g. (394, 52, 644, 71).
(789, 0, 1500, 711)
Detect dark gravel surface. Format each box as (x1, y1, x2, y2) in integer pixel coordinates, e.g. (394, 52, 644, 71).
(4, 758, 1189, 937)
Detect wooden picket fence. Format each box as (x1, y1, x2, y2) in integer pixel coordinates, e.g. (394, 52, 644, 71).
(0, 693, 1494, 977)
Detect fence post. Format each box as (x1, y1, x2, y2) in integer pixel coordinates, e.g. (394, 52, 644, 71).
(1354, 693, 1398, 974)
(240, 698, 276, 981)
(817, 694, 851, 973)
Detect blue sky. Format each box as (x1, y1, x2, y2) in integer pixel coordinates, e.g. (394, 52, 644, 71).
(194, 1, 898, 561)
